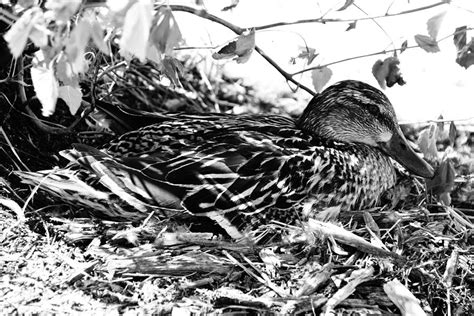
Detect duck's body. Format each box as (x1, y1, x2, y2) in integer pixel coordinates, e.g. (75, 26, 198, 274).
(18, 80, 433, 239)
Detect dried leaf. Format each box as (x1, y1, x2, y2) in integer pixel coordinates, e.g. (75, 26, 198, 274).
(427, 11, 446, 40)
(337, 0, 354, 11)
(417, 123, 438, 161)
(414, 34, 440, 53)
(222, 0, 239, 11)
(297, 46, 318, 65)
(400, 40, 408, 53)
(212, 28, 255, 64)
(453, 26, 467, 51)
(65, 19, 91, 74)
(119, 0, 153, 62)
(3, 7, 45, 58)
(449, 121, 457, 146)
(455, 37, 474, 69)
(346, 21, 357, 31)
(150, 6, 183, 56)
(311, 67, 332, 93)
(31, 61, 59, 117)
(58, 85, 83, 115)
(372, 57, 405, 89)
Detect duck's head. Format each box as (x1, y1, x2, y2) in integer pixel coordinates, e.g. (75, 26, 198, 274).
(297, 80, 434, 178)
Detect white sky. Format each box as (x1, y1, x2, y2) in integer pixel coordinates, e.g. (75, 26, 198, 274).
(174, 0, 474, 123)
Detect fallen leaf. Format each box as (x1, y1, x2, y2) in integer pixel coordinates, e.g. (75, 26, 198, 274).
(311, 67, 332, 93)
(119, 0, 153, 62)
(150, 6, 183, 56)
(337, 0, 354, 11)
(372, 56, 405, 89)
(58, 85, 83, 115)
(31, 61, 59, 117)
(414, 34, 440, 53)
(212, 28, 255, 64)
(427, 11, 446, 40)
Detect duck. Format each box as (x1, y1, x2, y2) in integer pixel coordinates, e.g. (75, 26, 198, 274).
(17, 80, 434, 239)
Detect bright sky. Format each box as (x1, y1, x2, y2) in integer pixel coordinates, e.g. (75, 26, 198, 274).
(175, 0, 474, 124)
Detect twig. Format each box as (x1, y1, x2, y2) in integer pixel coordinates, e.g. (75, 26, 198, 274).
(0, 126, 30, 171)
(170, 5, 317, 96)
(252, 1, 447, 30)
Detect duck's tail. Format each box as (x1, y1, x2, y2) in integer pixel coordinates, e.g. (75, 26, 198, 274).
(14, 145, 185, 221)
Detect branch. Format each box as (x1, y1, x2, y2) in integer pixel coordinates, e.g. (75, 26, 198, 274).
(291, 26, 474, 77)
(170, 5, 317, 96)
(252, 1, 447, 31)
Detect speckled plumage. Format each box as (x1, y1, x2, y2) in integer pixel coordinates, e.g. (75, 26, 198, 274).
(17, 80, 433, 239)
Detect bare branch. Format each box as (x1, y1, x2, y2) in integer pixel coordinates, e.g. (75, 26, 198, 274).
(252, 1, 447, 31)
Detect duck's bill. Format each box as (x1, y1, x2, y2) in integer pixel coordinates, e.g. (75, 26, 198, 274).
(380, 129, 435, 178)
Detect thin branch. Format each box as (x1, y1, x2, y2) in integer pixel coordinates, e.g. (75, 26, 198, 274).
(291, 45, 417, 76)
(252, 1, 447, 31)
(291, 25, 474, 77)
(170, 5, 317, 96)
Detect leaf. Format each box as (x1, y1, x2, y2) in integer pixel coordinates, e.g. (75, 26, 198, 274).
(45, 0, 81, 23)
(453, 26, 467, 51)
(427, 11, 446, 40)
(31, 62, 59, 117)
(297, 46, 318, 65)
(311, 67, 332, 93)
(212, 28, 255, 64)
(400, 40, 408, 54)
(414, 34, 440, 53)
(150, 6, 183, 56)
(346, 21, 357, 31)
(455, 37, 474, 69)
(449, 121, 457, 146)
(161, 56, 183, 87)
(417, 123, 438, 161)
(3, 8, 44, 58)
(56, 54, 78, 86)
(426, 159, 455, 198)
(222, 0, 239, 11)
(58, 85, 83, 115)
(90, 20, 110, 54)
(119, 0, 153, 62)
(337, 0, 354, 11)
(372, 57, 405, 89)
(65, 19, 91, 74)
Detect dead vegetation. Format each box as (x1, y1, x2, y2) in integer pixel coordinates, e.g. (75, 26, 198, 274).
(0, 54, 472, 315)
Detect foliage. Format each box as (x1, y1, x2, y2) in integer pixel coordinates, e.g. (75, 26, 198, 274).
(0, 1, 473, 315)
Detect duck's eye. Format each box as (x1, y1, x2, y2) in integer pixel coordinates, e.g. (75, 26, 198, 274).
(366, 104, 380, 115)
